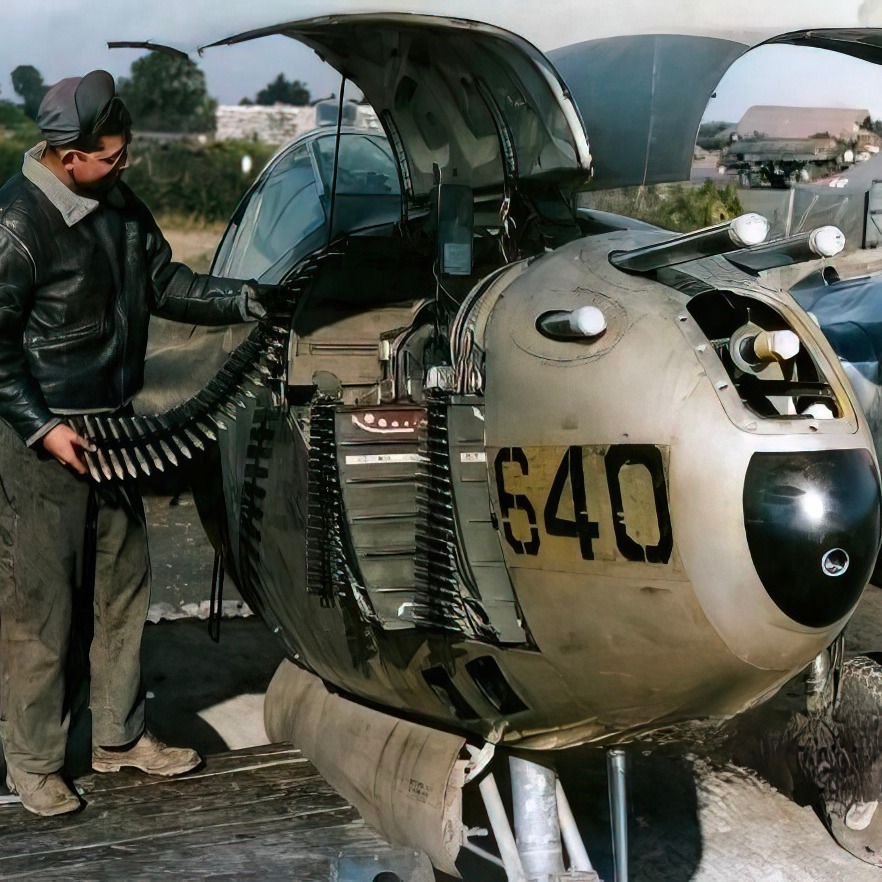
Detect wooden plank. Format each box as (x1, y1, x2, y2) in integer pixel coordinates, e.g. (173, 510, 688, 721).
(1, 817, 389, 880)
(0, 748, 331, 855)
(0, 744, 414, 881)
(82, 743, 304, 794)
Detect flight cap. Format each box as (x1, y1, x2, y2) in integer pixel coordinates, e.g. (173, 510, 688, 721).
(36, 70, 131, 147)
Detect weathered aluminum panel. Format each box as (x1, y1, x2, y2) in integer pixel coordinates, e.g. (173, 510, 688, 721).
(125, 4, 882, 190)
(483, 232, 878, 682)
(447, 398, 526, 644)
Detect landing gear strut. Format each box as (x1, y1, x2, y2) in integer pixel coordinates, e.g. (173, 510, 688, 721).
(465, 750, 629, 881)
(607, 750, 628, 882)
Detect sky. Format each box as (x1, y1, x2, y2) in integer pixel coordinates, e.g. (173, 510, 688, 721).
(3, 2, 882, 123)
(708, 45, 882, 124)
(0, 5, 345, 108)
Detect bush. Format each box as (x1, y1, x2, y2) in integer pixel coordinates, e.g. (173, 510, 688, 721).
(0, 132, 276, 226)
(583, 179, 743, 233)
(696, 120, 735, 151)
(123, 139, 277, 223)
(0, 140, 29, 186)
(0, 102, 39, 139)
(0, 103, 40, 186)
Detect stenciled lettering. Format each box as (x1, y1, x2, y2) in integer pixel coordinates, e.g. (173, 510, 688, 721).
(494, 447, 541, 556)
(493, 444, 672, 563)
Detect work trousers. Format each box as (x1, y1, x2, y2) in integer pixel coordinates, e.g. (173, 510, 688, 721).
(0, 419, 150, 774)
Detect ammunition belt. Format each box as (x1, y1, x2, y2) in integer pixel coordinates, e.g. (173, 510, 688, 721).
(67, 257, 321, 482)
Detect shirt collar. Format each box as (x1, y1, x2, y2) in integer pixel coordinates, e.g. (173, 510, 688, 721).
(22, 142, 99, 227)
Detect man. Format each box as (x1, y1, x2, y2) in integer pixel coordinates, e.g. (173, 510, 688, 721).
(0, 70, 275, 816)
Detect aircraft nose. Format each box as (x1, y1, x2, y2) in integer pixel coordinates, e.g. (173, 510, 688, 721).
(743, 449, 882, 628)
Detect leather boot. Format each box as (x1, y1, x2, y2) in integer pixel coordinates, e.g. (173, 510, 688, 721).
(92, 731, 201, 776)
(5, 768, 81, 817)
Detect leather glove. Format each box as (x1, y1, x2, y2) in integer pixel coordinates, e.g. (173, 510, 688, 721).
(243, 282, 296, 319)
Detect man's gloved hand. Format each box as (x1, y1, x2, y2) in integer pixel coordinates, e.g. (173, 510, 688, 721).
(243, 282, 295, 320)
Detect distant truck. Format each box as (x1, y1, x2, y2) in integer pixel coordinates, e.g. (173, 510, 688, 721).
(720, 135, 854, 188)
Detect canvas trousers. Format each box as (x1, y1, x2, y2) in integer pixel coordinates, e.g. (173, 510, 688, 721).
(0, 418, 150, 775)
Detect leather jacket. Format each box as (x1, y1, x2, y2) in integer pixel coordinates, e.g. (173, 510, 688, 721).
(0, 172, 254, 444)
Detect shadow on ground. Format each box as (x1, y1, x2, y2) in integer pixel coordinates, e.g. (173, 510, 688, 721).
(54, 619, 284, 779)
(441, 747, 701, 882)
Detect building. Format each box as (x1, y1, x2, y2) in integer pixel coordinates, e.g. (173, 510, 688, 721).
(735, 106, 879, 146)
(215, 102, 381, 144)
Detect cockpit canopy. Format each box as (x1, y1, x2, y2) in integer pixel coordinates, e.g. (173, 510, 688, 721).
(208, 14, 593, 204)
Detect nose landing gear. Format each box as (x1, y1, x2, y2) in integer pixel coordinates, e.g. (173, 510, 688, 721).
(465, 749, 630, 881)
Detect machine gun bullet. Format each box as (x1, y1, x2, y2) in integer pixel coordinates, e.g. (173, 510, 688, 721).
(106, 448, 126, 481)
(144, 442, 165, 472)
(82, 450, 103, 483)
(194, 420, 218, 442)
(169, 433, 193, 459)
(183, 427, 205, 451)
(119, 447, 139, 479)
(157, 438, 178, 467)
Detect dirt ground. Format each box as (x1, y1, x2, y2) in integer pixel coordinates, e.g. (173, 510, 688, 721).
(163, 223, 225, 275)
(449, 592, 882, 882)
(142, 223, 235, 617)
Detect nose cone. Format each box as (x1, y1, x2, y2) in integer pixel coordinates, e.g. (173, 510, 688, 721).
(744, 449, 882, 628)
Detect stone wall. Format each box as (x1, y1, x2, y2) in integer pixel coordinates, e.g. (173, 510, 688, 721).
(215, 104, 381, 144)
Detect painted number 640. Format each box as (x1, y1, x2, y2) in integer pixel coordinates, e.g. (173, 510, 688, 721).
(493, 445, 673, 564)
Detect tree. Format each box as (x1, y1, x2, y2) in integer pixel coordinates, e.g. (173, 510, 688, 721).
(11, 65, 47, 120)
(695, 120, 736, 150)
(861, 114, 882, 138)
(696, 120, 735, 151)
(118, 53, 215, 133)
(255, 74, 310, 107)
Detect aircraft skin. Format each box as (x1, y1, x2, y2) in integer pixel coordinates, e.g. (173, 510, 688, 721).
(119, 1, 882, 192)
(792, 269, 882, 467)
(77, 11, 874, 755)
(194, 225, 880, 752)
(143, 13, 873, 753)
(90, 6, 882, 873)
(120, 0, 882, 74)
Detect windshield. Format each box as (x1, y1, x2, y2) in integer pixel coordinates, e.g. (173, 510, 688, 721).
(213, 132, 402, 282)
(217, 141, 325, 281)
(313, 133, 401, 196)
